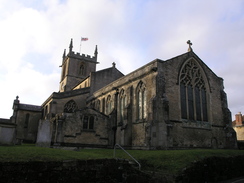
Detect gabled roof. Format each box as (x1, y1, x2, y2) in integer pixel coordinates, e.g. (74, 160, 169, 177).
(164, 51, 221, 79)
(42, 87, 90, 107)
(18, 104, 42, 112)
(77, 107, 109, 118)
(94, 65, 124, 76)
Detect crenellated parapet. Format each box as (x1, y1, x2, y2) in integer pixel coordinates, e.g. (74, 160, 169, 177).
(67, 51, 98, 62)
(65, 38, 98, 63)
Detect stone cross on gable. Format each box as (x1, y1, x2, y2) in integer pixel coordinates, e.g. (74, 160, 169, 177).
(187, 40, 193, 52)
(112, 62, 116, 68)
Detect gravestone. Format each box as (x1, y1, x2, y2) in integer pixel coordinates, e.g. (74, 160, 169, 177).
(36, 120, 52, 147)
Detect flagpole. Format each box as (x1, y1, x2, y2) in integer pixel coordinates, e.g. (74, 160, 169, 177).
(79, 39, 82, 53)
(80, 37, 88, 53)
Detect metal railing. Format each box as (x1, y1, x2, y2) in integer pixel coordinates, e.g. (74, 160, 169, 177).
(113, 144, 141, 170)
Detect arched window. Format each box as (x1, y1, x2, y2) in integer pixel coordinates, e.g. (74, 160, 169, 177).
(79, 64, 85, 75)
(83, 116, 88, 129)
(119, 89, 127, 121)
(179, 59, 208, 121)
(64, 100, 78, 113)
(106, 95, 112, 115)
(137, 82, 147, 120)
(82, 115, 94, 130)
(24, 113, 30, 128)
(89, 116, 94, 129)
(102, 98, 105, 113)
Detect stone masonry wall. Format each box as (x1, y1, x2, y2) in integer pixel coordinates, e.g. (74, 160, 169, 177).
(1, 156, 244, 183)
(176, 155, 244, 182)
(15, 110, 42, 143)
(233, 126, 244, 140)
(0, 159, 149, 183)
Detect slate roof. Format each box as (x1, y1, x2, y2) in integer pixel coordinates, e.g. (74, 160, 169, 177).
(18, 104, 42, 112)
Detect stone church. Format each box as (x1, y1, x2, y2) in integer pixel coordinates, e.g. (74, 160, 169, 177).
(2, 39, 237, 149)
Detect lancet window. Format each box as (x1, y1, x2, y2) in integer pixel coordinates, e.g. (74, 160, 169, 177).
(63, 100, 78, 113)
(137, 82, 147, 120)
(102, 98, 105, 113)
(180, 60, 208, 121)
(95, 100, 100, 111)
(106, 95, 112, 115)
(79, 64, 85, 75)
(119, 89, 127, 121)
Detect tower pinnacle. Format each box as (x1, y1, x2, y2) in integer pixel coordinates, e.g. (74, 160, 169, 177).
(62, 49, 66, 60)
(69, 38, 73, 53)
(94, 45, 98, 61)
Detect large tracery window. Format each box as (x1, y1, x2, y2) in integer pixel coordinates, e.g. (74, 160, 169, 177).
(64, 100, 78, 113)
(180, 60, 208, 121)
(137, 82, 147, 120)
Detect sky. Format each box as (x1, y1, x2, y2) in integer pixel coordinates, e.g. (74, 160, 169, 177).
(0, 0, 244, 120)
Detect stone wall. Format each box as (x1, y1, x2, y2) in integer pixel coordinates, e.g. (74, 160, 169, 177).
(176, 155, 244, 182)
(0, 159, 149, 183)
(15, 110, 42, 143)
(233, 126, 244, 140)
(88, 60, 158, 148)
(49, 109, 112, 147)
(90, 66, 124, 94)
(59, 51, 97, 92)
(0, 119, 16, 145)
(1, 156, 244, 182)
(158, 52, 236, 149)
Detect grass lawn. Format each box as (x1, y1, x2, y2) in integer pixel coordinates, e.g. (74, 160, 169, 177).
(0, 144, 243, 175)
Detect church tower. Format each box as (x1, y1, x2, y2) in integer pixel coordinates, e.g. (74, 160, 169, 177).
(59, 38, 98, 92)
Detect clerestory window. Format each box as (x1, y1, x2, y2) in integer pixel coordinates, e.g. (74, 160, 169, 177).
(180, 59, 208, 121)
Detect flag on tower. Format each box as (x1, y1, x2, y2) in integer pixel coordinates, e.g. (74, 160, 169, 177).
(81, 37, 88, 41)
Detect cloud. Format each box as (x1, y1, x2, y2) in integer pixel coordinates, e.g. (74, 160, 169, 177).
(0, 0, 244, 120)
